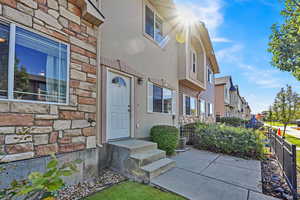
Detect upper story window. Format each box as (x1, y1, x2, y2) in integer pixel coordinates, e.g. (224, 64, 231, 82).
(207, 68, 213, 84)
(191, 49, 197, 73)
(184, 95, 197, 116)
(148, 82, 176, 114)
(0, 23, 69, 104)
(224, 86, 228, 99)
(145, 4, 164, 44)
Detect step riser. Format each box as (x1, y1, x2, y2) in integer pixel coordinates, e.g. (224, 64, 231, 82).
(130, 151, 166, 167)
(129, 144, 158, 154)
(147, 161, 176, 179)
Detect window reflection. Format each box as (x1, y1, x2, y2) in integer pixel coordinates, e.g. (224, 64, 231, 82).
(0, 24, 9, 98)
(14, 27, 68, 103)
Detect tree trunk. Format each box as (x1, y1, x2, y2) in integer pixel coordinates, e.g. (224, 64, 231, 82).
(283, 124, 287, 138)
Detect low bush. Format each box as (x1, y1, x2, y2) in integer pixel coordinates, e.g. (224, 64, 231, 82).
(219, 117, 247, 127)
(150, 125, 179, 155)
(194, 123, 265, 159)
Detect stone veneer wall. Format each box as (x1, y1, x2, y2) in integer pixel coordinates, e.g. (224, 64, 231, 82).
(0, 0, 99, 163)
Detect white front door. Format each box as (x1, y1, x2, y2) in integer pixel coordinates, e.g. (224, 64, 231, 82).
(107, 71, 131, 140)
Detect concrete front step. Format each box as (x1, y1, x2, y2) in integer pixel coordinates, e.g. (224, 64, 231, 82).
(109, 139, 157, 154)
(130, 149, 166, 167)
(141, 158, 176, 180)
(108, 139, 175, 182)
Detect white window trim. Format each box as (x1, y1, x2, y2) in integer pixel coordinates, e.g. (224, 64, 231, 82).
(143, 1, 165, 46)
(147, 81, 176, 115)
(0, 23, 70, 105)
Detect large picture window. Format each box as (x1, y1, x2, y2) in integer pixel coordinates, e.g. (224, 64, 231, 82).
(145, 5, 163, 44)
(0, 23, 69, 104)
(148, 82, 175, 114)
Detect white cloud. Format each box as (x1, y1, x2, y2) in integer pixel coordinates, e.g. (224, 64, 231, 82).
(216, 44, 243, 63)
(174, 0, 230, 43)
(211, 37, 232, 43)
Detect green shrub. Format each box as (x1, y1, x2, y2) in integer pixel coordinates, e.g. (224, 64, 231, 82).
(150, 125, 179, 155)
(219, 117, 247, 127)
(194, 123, 264, 159)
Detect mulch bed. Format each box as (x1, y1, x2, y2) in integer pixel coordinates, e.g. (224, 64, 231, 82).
(57, 169, 126, 200)
(262, 154, 293, 200)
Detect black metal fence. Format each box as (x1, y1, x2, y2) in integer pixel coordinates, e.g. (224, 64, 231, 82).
(180, 125, 196, 144)
(267, 128, 298, 200)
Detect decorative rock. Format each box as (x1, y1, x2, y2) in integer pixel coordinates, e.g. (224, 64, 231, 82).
(50, 132, 59, 143)
(47, 0, 59, 10)
(6, 143, 34, 154)
(5, 135, 32, 144)
(17, 126, 53, 134)
(54, 120, 71, 130)
(48, 9, 59, 18)
(78, 105, 96, 113)
(0, 127, 15, 134)
(59, 6, 80, 25)
(35, 10, 63, 30)
(71, 136, 85, 143)
(83, 127, 95, 136)
(11, 102, 49, 113)
(35, 114, 59, 120)
(0, 152, 34, 163)
(17, 2, 33, 16)
(34, 134, 49, 145)
(86, 136, 96, 148)
(72, 120, 90, 129)
(71, 69, 86, 81)
(59, 143, 85, 153)
(3, 6, 32, 27)
(0, 113, 34, 126)
(64, 129, 82, 137)
(36, 143, 58, 156)
(19, 0, 38, 9)
(70, 37, 96, 53)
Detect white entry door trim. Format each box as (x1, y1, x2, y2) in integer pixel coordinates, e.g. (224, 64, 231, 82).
(106, 69, 134, 141)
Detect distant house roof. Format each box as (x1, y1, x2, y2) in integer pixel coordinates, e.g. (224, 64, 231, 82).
(215, 76, 231, 85)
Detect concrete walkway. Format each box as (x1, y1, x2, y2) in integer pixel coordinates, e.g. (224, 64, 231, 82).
(151, 149, 279, 200)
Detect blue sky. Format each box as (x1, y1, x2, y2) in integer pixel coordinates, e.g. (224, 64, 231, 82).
(175, 0, 300, 114)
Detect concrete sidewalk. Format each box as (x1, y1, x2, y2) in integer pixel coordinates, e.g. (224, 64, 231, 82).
(151, 149, 279, 200)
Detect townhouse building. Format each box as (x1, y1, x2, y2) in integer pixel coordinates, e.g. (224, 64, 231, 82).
(0, 0, 220, 186)
(178, 24, 219, 125)
(215, 76, 251, 120)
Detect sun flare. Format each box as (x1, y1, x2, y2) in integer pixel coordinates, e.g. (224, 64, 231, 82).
(176, 6, 199, 28)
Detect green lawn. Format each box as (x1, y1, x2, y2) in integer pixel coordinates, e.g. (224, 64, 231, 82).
(85, 181, 185, 200)
(283, 134, 300, 168)
(265, 122, 296, 127)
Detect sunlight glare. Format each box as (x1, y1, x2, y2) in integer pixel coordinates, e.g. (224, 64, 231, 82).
(176, 5, 199, 28)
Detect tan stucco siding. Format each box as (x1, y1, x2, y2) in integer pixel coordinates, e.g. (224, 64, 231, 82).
(101, 0, 179, 138)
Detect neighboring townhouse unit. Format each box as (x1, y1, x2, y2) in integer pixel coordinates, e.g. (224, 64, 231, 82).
(178, 23, 219, 125)
(0, 0, 104, 187)
(215, 76, 234, 118)
(199, 56, 219, 123)
(215, 76, 251, 120)
(101, 0, 179, 141)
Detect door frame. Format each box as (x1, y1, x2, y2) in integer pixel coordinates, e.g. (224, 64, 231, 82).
(105, 68, 135, 141)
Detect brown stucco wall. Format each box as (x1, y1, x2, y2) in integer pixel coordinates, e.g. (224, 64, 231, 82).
(215, 84, 225, 117)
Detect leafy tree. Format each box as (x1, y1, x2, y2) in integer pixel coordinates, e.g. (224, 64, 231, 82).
(274, 85, 299, 137)
(268, 0, 300, 80)
(14, 58, 29, 99)
(267, 106, 274, 124)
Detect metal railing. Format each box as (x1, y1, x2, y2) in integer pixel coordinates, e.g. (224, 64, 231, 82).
(267, 128, 298, 200)
(180, 125, 197, 144)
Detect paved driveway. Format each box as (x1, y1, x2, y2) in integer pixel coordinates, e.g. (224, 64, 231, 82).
(151, 149, 279, 200)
